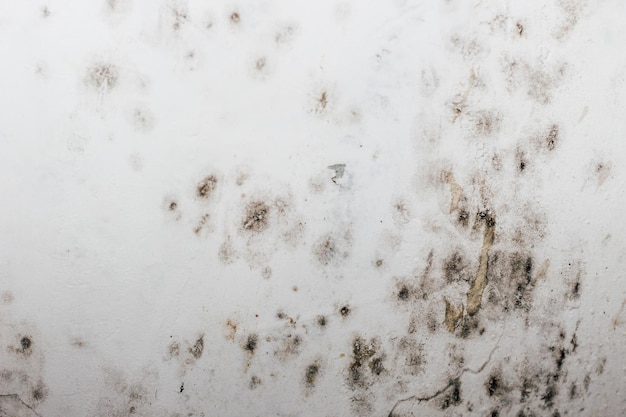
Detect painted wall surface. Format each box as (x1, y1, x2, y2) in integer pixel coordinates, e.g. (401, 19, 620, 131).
(1, 1, 625, 416)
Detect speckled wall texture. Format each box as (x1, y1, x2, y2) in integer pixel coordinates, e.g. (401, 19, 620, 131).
(0, 1, 625, 416)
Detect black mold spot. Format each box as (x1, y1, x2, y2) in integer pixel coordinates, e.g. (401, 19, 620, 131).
(168, 201, 178, 211)
(316, 315, 327, 327)
(397, 285, 409, 300)
(274, 334, 302, 360)
(193, 213, 210, 235)
(189, 336, 204, 359)
(179, 382, 184, 393)
(244, 334, 258, 354)
(486, 370, 504, 397)
(339, 305, 351, 317)
(317, 91, 328, 112)
(167, 341, 180, 358)
(304, 363, 320, 388)
(440, 378, 462, 410)
(32, 381, 48, 402)
(242, 201, 270, 233)
(369, 357, 384, 375)
(487, 252, 535, 313)
(516, 22, 524, 36)
(443, 251, 469, 283)
(456, 315, 484, 339)
(347, 336, 379, 389)
(255, 57, 266, 72)
(249, 375, 261, 389)
(196, 175, 218, 199)
(397, 337, 425, 375)
(516, 149, 528, 173)
(545, 125, 559, 151)
(314, 235, 338, 265)
(131, 107, 154, 132)
(473, 110, 501, 136)
(490, 409, 500, 417)
(457, 209, 470, 227)
(20, 336, 32, 352)
(541, 381, 557, 408)
(375, 258, 384, 268)
(275, 24, 297, 44)
(87, 63, 118, 91)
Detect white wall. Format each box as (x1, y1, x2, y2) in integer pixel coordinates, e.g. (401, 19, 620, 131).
(1, 1, 625, 416)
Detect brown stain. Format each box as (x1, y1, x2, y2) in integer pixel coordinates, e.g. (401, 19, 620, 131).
(225, 319, 238, 341)
(242, 201, 270, 233)
(444, 299, 464, 333)
(230, 11, 240, 24)
(243, 334, 258, 354)
(304, 362, 320, 388)
(444, 172, 468, 222)
(193, 213, 210, 235)
(466, 213, 496, 315)
(196, 175, 218, 199)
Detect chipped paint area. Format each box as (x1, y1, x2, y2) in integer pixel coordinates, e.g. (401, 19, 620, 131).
(1, 1, 626, 416)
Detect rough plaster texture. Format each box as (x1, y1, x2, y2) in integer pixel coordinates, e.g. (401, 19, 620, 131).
(0, 1, 625, 416)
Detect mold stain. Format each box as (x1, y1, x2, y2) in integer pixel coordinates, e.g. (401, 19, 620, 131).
(249, 375, 261, 390)
(193, 213, 210, 235)
(87, 63, 118, 91)
(304, 362, 320, 389)
(230, 11, 240, 24)
(243, 334, 258, 354)
(196, 175, 218, 199)
(444, 299, 464, 332)
(188, 336, 204, 359)
(242, 201, 270, 233)
(466, 212, 496, 315)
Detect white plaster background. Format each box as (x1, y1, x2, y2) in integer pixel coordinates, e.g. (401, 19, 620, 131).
(0, 1, 625, 416)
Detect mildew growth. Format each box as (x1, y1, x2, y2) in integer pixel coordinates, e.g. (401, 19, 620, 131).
(196, 175, 218, 199)
(188, 336, 204, 359)
(304, 362, 320, 388)
(87, 63, 118, 91)
(241, 201, 270, 233)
